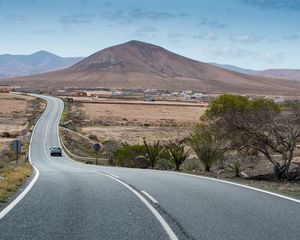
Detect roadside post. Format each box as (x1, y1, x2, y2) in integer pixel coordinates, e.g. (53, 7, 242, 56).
(93, 143, 101, 165)
(12, 139, 22, 165)
(21, 129, 27, 141)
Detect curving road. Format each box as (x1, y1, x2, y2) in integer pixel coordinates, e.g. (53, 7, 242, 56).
(1, 95, 300, 240)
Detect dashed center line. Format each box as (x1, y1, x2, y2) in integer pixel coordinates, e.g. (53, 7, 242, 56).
(141, 190, 159, 204)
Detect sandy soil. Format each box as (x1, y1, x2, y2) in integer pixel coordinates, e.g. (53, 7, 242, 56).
(0, 93, 34, 134)
(83, 126, 192, 144)
(76, 101, 206, 144)
(82, 103, 205, 127)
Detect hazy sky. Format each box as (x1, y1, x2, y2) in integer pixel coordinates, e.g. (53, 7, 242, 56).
(0, 0, 299, 70)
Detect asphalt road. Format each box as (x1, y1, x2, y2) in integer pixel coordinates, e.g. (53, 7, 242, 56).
(1, 95, 300, 240)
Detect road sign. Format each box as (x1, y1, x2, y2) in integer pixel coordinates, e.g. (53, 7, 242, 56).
(93, 143, 101, 165)
(12, 139, 22, 165)
(12, 139, 22, 153)
(21, 129, 27, 136)
(93, 143, 101, 152)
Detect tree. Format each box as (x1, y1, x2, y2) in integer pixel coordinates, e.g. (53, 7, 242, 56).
(143, 139, 163, 168)
(204, 94, 300, 180)
(164, 141, 190, 171)
(189, 124, 228, 172)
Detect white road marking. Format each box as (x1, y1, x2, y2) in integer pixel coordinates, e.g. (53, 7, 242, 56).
(167, 171, 300, 204)
(96, 172, 178, 240)
(141, 190, 159, 204)
(110, 174, 120, 179)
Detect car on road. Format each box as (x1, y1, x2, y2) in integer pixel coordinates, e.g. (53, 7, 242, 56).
(50, 146, 62, 156)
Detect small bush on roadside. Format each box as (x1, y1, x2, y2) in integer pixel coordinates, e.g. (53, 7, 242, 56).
(180, 158, 202, 172)
(164, 141, 191, 171)
(114, 143, 146, 168)
(189, 124, 226, 172)
(155, 158, 174, 170)
(1, 132, 10, 138)
(228, 160, 242, 177)
(132, 156, 151, 168)
(88, 134, 98, 142)
(143, 139, 163, 168)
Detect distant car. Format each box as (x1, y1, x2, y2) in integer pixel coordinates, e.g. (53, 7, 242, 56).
(144, 97, 156, 102)
(50, 146, 62, 156)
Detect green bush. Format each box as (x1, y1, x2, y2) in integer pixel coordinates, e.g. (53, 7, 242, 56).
(189, 124, 225, 172)
(228, 160, 242, 177)
(155, 158, 174, 170)
(164, 141, 190, 171)
(114, 143, 146, 168)
(143, 139, 163, 168)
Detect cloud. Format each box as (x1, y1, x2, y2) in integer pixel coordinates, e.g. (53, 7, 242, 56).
(168, 32, 187, 39)
(129, 8, 175, 20)
(33, 29, 56, 34)
(101, 8, 187, 23)
(104, 1, 112, 7)
(230, 33, 262, 43)
(6, 14, 25, 22)
(197, 18, 228, 29)
(59, 13, 94, 24)
(283, 34, 299, 40)
(101, 10, 132, 23)
(178, 12, 190, 18)
(242, 0, 300, 11)
(132, 25, 158, 37)
(193, 32, 218, 41)
(206, 45, 285, 63)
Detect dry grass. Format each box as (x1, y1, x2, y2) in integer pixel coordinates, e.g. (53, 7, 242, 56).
(83, 102, 205, 126)
(0, 163, 32, 203)
(234, 179, 300, 198)
(75, 101, 206, 144)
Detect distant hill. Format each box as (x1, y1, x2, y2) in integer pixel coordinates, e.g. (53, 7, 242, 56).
(214, 63, 300, 82)
(254, 69, 300, 82)
(0, 51, 83, 79)
(210, 63, 256, 75)
(4, 41, 300, 94)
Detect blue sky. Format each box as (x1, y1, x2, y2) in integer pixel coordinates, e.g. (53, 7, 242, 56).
(0, 0, 299, 70)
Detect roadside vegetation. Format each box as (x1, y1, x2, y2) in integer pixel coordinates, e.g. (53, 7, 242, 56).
(0, 93, 45, 205)
(0, 164, 32, 203)
(60, 94, 300, 197)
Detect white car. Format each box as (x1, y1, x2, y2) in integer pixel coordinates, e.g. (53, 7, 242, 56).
(50, 146, 62, 156)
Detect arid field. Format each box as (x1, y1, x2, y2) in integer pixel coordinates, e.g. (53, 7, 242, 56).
(72, 100, 207, 144)
(0, 93, 34, 137)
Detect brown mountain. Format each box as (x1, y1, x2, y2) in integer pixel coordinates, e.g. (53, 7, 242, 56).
(4, 41, 300, 94)
(254, 69, 300, 82)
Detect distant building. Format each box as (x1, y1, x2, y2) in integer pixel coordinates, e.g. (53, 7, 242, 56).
(112, 91, 132, 96)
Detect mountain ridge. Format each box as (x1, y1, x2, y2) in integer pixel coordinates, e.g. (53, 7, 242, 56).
(0, 51, 83, 79)
(3, 40, 300, 94)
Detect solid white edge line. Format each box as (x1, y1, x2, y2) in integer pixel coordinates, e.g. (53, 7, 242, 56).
(96, 172, 178, 240)
(0, 95, 48, 219)
(110, 174, 120, 179)
(141, 190, 159, 204)
(166, 171, 300, 204)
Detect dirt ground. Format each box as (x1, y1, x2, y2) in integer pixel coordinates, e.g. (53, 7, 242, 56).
(78, 101, 206, 144)
(0, 93, 45, 166)
(0, 93, 35, 135)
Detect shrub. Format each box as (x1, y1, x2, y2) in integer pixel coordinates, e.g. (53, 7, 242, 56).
(189, 124, 226, 172)
(132, 156, 151, 169)
(114, 143, 146, 168)
(180, 158, 202, 172)
(143, 139, 163, 168)
(88, 134, 98, 142)
(164, 141, 190, 171)
(228, 160, 242, 177)
(1, 132, 10, 138)
(155, 158, 174, 170)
